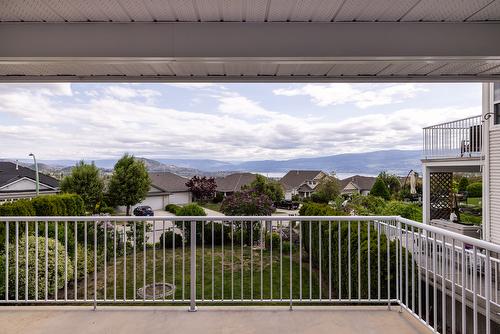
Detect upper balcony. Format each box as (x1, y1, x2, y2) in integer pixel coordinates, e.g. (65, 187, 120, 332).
(423, 115, 483, 161)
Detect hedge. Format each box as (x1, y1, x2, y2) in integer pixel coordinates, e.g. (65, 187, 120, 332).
(0, 194, 86, 250)
(0, 236, 74, 300)
(165, 204, 181, 214)
(466, 182, 482, 198)
(299, 202, 415, 300)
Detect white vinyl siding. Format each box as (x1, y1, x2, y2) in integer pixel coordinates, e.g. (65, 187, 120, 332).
(489, 128, 500, 244)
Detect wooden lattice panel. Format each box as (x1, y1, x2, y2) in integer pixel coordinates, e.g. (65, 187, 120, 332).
(430, 172, 453, 220)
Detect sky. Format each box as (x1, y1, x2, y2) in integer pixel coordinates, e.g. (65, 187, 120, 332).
(0, 82, 481, 162)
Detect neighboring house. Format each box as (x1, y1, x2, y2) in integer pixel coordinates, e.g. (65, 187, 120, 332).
(215, 172, 257, 197)
(280, 170, 328, 200)
(340, 175, 376, 196)
(121, 172, 192, 212)
(0, 161, 59, 203)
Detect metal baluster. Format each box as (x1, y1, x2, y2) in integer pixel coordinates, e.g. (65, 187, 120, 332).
(328, 220, 332, 301)
(299, 220, 302, 301)
(123, 223, 127, 301)
(461, 246, 466, 334)
(348, 221, 351, 301)
(473, 246, 478, 334)
(104, 220, 107, 301)
(451, 239, 456, 334)
(64, 221, 68, 301)
(25, 222, 28, 302)
(189, 220, 196, 312)
(442, 235, 446, 333)
(152, 220, 155, 302)
(221, 220, 224, 301)
(5, 221, 8, 301)
(485, 250, 491, 334)
(280, 220, 283, 301)
(319, 221, 322, 301)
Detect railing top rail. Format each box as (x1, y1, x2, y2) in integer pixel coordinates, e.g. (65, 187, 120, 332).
(422, 114, 482, 129)
(398, 217, 500, 254)
(1, 214, 499, 253)
(0, 215, 400, 222)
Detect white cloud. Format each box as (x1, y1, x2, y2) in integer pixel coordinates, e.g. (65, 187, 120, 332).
(273, 83, 426, 108)
(0, 83, 480, 161)
(104, 86, 160, 99)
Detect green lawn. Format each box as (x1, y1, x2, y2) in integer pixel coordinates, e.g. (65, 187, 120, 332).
(200, 202, 222, 213)
(460, 213, 482, 225)
(466, 197, 482, 207)
(75, 246, 320, 301)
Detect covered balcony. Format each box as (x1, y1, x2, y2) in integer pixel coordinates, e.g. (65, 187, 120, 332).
(423, 116, 483, 161)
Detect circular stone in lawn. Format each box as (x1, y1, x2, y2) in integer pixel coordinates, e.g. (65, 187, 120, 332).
(137, 283, 175, 299)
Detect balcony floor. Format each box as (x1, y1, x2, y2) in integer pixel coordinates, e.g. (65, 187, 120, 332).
(0, 305, 430, 334)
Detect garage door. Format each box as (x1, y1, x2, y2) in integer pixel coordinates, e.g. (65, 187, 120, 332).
(140, 196, 165, 211)
(168, 192, 191, 205)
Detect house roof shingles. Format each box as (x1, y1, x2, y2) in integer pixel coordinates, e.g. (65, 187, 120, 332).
(149, 172, 190, 193)
(0, 161, 59, 191)
(340, 175, 376, 192)
(215, 173, 257, 193)
(279, 170, 323, 191)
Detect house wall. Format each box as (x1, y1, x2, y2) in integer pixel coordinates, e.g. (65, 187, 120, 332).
(489, 82, 500, 244)
(0, 178, 51, 191)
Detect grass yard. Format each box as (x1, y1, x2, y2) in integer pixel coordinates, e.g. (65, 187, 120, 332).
(201, 202, 222, 212)
(73, 246, 320, 302)
(466, 197, 482, 207)
(460, 213, 482, 225)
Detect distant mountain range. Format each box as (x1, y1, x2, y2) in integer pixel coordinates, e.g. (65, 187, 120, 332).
(4, 149, 422, 178)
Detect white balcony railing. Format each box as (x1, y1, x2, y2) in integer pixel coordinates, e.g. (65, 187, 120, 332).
(423, 115, 483, 160)
(1, 215, 500, 334)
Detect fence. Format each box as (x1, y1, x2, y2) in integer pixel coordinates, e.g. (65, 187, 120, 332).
(1, 215, 500, 333)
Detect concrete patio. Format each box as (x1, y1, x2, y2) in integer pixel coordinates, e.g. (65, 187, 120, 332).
(0, 306, 430, 334)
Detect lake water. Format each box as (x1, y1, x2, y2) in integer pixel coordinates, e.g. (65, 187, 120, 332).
(254, 172, 377, 179)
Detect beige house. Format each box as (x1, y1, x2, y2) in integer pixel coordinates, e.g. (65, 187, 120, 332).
(340, 175, 376, 196)
(280, 170, 328, 200)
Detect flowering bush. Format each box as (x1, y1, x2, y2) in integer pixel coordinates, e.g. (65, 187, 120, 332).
(220, 190, 274, 216)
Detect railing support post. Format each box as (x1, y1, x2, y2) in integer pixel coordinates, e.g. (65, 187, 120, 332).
(189, 220, 197, 312)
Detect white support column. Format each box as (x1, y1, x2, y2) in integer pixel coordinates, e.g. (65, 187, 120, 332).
(422, 164, 430, 225)
(482, 82, 492, 242)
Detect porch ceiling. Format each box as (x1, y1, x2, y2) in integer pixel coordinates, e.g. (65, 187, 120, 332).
(1, 0, 500, 82)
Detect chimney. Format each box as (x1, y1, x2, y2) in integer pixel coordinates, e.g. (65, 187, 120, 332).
(15, 160, 19, 170)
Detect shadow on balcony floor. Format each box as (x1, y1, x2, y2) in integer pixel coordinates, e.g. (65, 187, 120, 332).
(0, 305, 430, 334)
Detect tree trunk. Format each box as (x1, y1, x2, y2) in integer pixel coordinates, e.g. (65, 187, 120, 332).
(126, 205, 130, 216)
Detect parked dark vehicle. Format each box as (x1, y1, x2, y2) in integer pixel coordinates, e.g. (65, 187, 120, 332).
(276, 200, 300, 210)
(133, 205, 154, 216)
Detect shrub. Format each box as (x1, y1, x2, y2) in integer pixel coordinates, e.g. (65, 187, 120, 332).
(301, 220, 414, 300)
(466, 182, 482, 198)
(349, 195, 387, 215)
(165, 204, 181, 214)
(370, 177, 390, 200)
(458, 177, 469, 192)
(174, 203, 207, 244)
(299, 202, 343, 216)
(0, 236, 74, 300)
(158, 230, 183, 248)
(220, 190, 274, 216)
(265, 232, 290, 254)
(203, 221, 232, 246)
(212, 192, 224, 203)
(382, 201, 422, 222)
